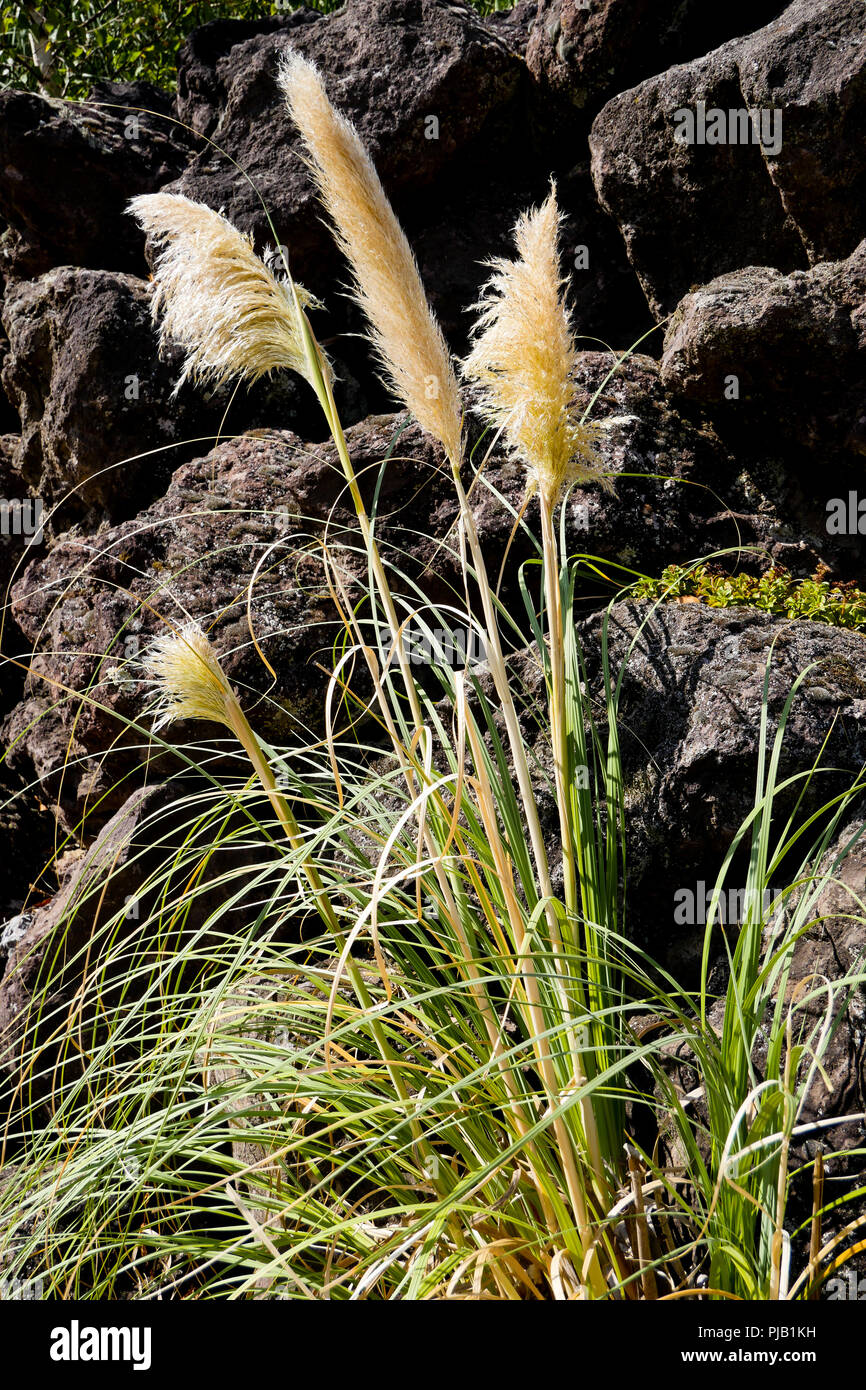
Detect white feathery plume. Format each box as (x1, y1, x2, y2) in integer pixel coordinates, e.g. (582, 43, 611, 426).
(463, 187, 611, 508)
(129, 191, 327, 395)
(141, 622, 236, 732)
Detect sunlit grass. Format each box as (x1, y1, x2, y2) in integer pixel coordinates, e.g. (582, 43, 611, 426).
(2, 49, 866, 1301)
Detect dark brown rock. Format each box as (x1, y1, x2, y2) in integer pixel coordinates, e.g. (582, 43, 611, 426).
(528, 0, 786, 117)
(175, 10, 321, 138)
(782, 821, 866, 1161)
(590, 0, 866, 317)
(737, 0, 866, 265)
(0, 785, 173, 1120)
(0, 323, 19, 435)
(0, 82, 193, 280)
(660, 241, 866, 471)
(590, 44, 805, 318)
(0, 764, 57, 922)
(484, 0, 538, 58)
(577, 600, 866, 961)
(563, 352, 814, 583)
(2, 268, 207, 520)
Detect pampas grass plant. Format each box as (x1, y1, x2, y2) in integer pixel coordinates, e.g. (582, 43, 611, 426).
(278, 49, 563, 924)
(464, 191, 620, 1145)
(4, 55, 866, 1307)
(141, 620, 340, 933)
(143, 620, 240, 733)
(464, 188, 610, 511)
(140, 619, 437, 1160)
(280, 48, 624, 1260)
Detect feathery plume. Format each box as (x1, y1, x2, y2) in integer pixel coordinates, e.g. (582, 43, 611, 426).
(128, 192, 326, 395)
(278, 51, 463, 464)
(141, 622, 236, 732)
(463, 188, 610, 508)
(140, 621, 350, 947)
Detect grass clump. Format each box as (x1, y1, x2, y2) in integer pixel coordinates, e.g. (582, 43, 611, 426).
(2, 48, 866, 1303)
(631, 563, 866, 632)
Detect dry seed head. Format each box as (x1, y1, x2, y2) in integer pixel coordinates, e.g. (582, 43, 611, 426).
(128, 192, 327, 395)
(278, 50, 463, 464)
(463, 188, 611, 508)
(142, 622, 237, 732)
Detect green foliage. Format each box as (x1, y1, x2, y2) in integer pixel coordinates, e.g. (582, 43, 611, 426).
(631, 563, 866, 632)
(0, 1, 321, 98)
(0, 0, 513, 100)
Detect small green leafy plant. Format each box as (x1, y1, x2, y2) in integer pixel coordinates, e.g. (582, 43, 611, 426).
(631, 563, 866, 632)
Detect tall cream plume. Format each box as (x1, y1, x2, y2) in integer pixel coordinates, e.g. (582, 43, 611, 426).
(463, 188, 610, 509)
(278, 51, 463, 465)
(128, 192, 327, 395)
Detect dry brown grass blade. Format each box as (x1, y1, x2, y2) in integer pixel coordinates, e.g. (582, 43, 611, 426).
(628, 1147, 658, 1299)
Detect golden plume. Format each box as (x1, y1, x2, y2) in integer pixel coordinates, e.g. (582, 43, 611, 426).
(128, 191, 326, 394)
(463, 187, 610, 508)
(140, 621, 353, 951)
(141, 622, 237, 732)
(278, 51, 463, 464)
